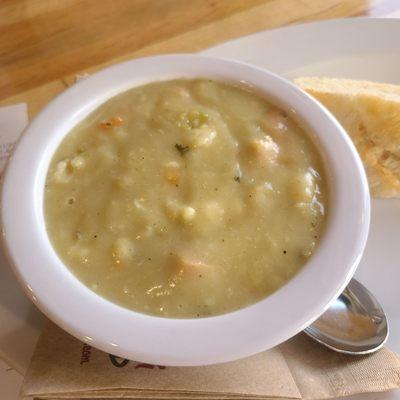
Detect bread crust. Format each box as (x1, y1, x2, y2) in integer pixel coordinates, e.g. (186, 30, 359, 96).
(295, 77, 400, 198)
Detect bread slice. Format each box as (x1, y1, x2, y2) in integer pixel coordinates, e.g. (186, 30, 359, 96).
(295, 77, 400, 198)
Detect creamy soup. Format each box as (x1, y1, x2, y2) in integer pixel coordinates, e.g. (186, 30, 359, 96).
(45, 79, 327, 318)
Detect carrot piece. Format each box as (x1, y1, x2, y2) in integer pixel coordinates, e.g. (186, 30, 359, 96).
(110, 116, 124, 126)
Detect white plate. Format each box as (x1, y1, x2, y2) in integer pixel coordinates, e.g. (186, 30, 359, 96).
(1, 16, 399, 398)
(204, 16, 400, 350)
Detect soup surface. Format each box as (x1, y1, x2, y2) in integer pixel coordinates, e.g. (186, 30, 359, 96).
(45, 79, 327, 318)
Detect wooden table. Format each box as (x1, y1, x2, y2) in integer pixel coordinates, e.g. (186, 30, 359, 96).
(1, 0, 399, 118)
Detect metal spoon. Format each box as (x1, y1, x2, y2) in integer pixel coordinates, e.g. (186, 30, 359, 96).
(304, 278, 389, 354)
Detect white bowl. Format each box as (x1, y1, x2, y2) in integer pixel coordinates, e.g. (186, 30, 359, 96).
(1, 54, 370, 366)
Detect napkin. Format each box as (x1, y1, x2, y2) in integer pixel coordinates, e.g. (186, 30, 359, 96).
(20, 321, 400, 400)
(0, 103, 28, 172)
(0, 103, 44, 377)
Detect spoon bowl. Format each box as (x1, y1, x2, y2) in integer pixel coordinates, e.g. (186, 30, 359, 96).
(304, 279, 389, 355)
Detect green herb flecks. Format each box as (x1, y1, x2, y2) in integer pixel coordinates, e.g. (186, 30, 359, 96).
(175, 143, 190, 156)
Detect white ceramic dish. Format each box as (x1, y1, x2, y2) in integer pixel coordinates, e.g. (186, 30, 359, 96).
(1, 54, 369, 366)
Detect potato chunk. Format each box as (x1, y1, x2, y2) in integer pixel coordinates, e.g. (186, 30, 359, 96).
(291, 171, 315, 202)
(187, 126, 217, 148)
(164, 161, 181, 184)
(52, 160, 70, 183)
(247, 136, 279, 165)
(169, 253, 215, 280)
(112, 237, 135, 264)
(261, 107, 289, 135)
(249, 182, 275, 208)
(164, 200, 196, 225)
(179, 206, 196, 224)
(68, 243, 89, 263)
(52, 154, 86, 183)
(69, 155, 85, 170)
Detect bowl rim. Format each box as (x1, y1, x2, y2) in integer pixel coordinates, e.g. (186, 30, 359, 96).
(1, 54, 370, 366)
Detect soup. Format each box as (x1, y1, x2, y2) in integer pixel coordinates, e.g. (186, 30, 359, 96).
(45, 79, 327, 318)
